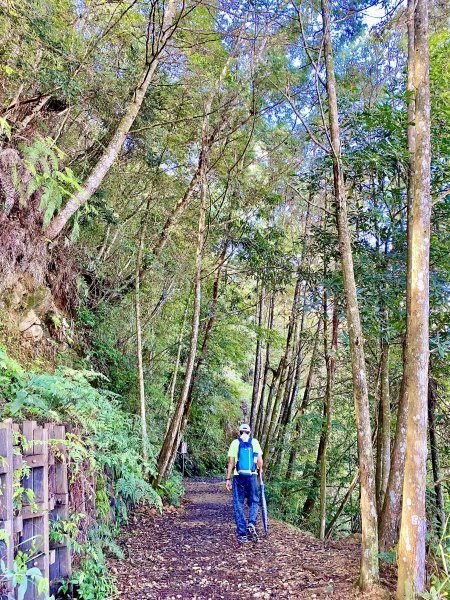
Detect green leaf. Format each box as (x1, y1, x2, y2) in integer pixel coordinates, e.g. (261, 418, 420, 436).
(18, 576, 28, 600)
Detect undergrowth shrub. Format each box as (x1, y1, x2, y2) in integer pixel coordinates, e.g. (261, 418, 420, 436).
(157, 472, 184, 507)
(422, 513, 450, 599)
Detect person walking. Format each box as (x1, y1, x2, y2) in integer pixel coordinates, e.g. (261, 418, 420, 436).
(225, 423, 263, 543)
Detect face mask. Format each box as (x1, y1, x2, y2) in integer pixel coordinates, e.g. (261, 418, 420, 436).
(240, 433, 250, 442)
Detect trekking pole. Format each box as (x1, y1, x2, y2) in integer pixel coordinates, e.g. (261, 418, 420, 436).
(259, 470, 269, 536)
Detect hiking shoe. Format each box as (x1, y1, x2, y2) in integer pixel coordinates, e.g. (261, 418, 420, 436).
(238, 535, 250, 543)
(247, 523, 259, 542)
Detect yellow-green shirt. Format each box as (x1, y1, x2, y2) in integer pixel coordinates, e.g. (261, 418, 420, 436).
(228, 438, 262, 476)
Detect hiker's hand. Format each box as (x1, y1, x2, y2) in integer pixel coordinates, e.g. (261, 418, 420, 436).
(226, 479, 232, 492)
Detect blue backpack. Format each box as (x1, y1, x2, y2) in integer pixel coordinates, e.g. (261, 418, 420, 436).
(236, 437, 257, 475)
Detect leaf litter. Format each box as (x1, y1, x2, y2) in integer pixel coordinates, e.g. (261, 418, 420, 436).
(108, 479, 396, 599)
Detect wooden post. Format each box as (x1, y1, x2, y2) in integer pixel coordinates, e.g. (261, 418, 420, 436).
(20, 421, 50, 600)
(46, 424, 70, 595)
(0, 421, 14, 599)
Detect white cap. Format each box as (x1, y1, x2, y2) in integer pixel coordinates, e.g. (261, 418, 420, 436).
(239, 423, 251, 432)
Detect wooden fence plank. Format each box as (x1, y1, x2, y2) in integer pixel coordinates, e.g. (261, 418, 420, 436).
(0, 422, 14, 600)
(0, 421, 71, 600)
(46, 424, 70, 595)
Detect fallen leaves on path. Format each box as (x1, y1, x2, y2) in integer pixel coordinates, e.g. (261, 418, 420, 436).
(108, 479, 395, 599)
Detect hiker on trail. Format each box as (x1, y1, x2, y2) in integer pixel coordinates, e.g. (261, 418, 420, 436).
(225, 423, 263, 543)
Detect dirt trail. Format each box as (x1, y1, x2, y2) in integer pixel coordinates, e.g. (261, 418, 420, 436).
(108, 478, 395, 599)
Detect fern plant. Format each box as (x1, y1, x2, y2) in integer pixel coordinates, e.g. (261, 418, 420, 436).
(21, 137, 81, 228)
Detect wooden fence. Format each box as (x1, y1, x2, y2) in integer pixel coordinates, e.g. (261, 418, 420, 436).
(0, 420, 71, 599)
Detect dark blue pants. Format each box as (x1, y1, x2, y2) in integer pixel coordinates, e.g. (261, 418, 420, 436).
(232, 474, 259, 536)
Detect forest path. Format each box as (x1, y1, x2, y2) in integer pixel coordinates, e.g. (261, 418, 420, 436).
(108, 479, 394, 599)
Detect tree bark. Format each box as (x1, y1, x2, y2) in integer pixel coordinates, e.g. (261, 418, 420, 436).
(154, 174, 206, 485)
(379, 339, 391, 506)
(178, 242, 228, 432)
(428, 377, 445, 531)
(46, 0, 178, 240)
(285, 317, 322, 481)
(135, 204, 150, 462)
(378, 0, 417, 551)
(397, 0, 431, 595)
(263, 275, 302, 462)
(255, 293, 275, 440)
(375, 335, 391, 513)
(319, 302, 338, 539)
(250, 285, 265, 428)
(321, 0, 379, 587)
(166, 295, 190, 434)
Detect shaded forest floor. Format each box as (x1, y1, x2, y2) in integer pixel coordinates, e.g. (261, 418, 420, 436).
(108, 479, 396, 599)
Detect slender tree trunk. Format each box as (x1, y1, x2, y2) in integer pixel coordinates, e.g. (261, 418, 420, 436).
(272, 201, 312, 455)
(263, 275, 302, 462)
(379, 357, 408, 549)
(379, 338, 391, 507)
(152, 167, 203, 257)
(151, 51, 237, 258)
(271, 323, 303, 472)
(255, 293, 275, 439)
(325, 469, 360, 538)
(273, 320, 304, 462)
(154, 178, 206, 485)
(134, 197, 154, 461)
(46, 0, 178, 240)
(302, 305, 338, 524)
(378, 0, 416, 550)
(285, 317, 322, 481)
(375, 334, 391, 515)
(250, 286, 265, 428)
(319, 303, 338, 539)
(166, 295, 190, 434)
(375, 359, 383, 512)
(178, 242, 228, 430)
(272, 329, 298, 442)
(260, 365, 282, 452)
(321, 0, 379, 586)
(135, 229, 148, 462)
(397, 0, 431, 595)
(428, 377, 445, 531)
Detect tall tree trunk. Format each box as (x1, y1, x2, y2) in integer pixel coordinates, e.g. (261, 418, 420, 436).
(379, 338, 391, 507)
(46, 0, 178, 240)
(319, 302, 338, 539)
(379, 358, 408, 549)
(151, 46, 241, 258)
(375, 358, 384, 512)
(154, 177, 206, 485)
(397, 0, 431, 595)
(250, 285, 265, 428)
(285, 317, 322, 481)
(166, 295, 190, 434)
(302, 305, 338, 524)
(272, 200, 312, 456)
(263, 275, 302, 462)
(135, 208, 150, 462)
(270, 315, 304, 473)
(375, 334, 391, 513)
(255, 293, 275, 439)
(378, 0, 416, 550)
(321, 0, 379, 586)
(428, 377, 445, 531)
(177, 242, 228, 434)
